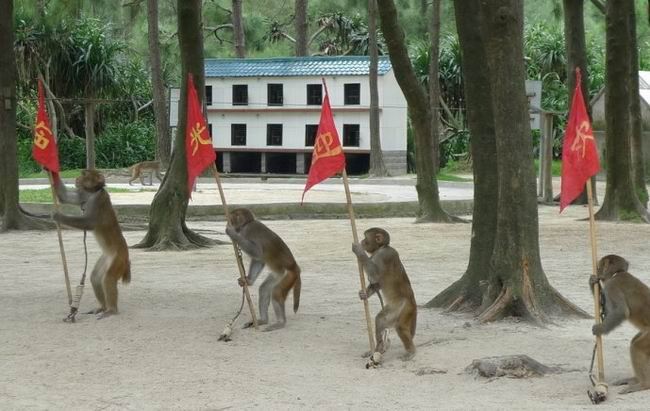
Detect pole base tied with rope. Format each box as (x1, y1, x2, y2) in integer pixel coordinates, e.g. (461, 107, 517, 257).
(62, 230, 89, 323)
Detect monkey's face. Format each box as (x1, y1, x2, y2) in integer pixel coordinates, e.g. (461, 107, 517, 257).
(362, 228, 390, 254)
(75, 170, 105, 192)
(597, 254, 629, 280)
(230, 208, 255, 231)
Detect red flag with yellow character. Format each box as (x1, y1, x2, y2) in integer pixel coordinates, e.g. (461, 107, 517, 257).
(185, 74, 216, 197)
(302, 80, 346, 202)
(560, 68, 600, 211)
(32, 78, 60, 173)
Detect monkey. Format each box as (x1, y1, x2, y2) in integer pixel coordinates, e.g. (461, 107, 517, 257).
(52, 170, 131, 319)
(590, 254, 650, 394)
(352, 228, 417, 362)
(225, 207, 301, 331)
(128, 160, 163, 186)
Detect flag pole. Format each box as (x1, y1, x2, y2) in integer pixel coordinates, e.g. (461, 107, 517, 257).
(211, 164, 258, 330)
(47, 171, 72, 305)
(342, 169, 376, 352)
(586, 181, 605, 382)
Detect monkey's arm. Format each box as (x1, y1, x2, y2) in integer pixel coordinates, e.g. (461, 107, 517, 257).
(53, 175, 84, 205)
(351, 243, 381, 279)
(225, 226, 263, 259)
(53, 194, 99, 230)
(593, 287, 627, 335)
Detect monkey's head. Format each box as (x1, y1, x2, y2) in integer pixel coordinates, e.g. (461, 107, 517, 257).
(229, 208, 255, 231)
(361, 227, 390, 254)
(597, 254, 629, 281)
(75, 169, 106, 192)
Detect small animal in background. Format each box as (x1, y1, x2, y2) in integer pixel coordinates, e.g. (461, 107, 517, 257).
(590, 254, 650, 394)
(128, 160, 163, 186)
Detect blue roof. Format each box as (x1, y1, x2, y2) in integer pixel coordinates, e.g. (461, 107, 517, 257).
(204, 56, 392, 78)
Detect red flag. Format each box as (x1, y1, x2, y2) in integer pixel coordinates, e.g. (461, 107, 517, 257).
(302, 80, 346, 202)
(32, 79, 60, 173)
(185, 74, 216, 197)
(560, 68, 600, 211)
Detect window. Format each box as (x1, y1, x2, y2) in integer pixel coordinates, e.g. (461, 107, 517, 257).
(306, 84, 322, 105)
(232, 85, 248, 105)
(266, 124, 283, 146)
(343, 124, 360, 147)
(208, 123, 213, 138)
(344, 83, 361, 105)
(205, 85, 213, 106)
(305, 124, 319, 146)
(267, 83, 283, 106)
(231, 124, 247, 146)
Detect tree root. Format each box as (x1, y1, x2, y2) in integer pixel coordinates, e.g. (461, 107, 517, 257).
(477, 286, 513, 323)
(1, 207, 54, 231)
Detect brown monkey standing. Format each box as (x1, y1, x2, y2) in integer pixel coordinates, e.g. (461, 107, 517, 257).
(225, 208, 301, 331)
(53, 170, 131, 319)
(591, 254, 650, 394)
(353, 228, 417, 364)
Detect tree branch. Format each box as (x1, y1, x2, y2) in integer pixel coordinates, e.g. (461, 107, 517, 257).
(590, 0, 605, 14)
(307, 24, 329, 46)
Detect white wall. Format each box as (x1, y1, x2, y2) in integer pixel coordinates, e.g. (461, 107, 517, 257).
(204, 73, 407, 152)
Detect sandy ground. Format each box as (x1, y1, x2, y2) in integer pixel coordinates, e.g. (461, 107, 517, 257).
(2, 204, 650, 410)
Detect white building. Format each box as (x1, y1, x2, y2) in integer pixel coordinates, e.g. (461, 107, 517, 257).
(171, 56, 408, 175)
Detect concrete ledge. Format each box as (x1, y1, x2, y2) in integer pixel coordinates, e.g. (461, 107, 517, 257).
(23, 200, 473, 223)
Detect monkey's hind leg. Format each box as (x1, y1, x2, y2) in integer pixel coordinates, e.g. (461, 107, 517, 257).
(396, 309, 416, 361)
(620, 331, 650, 394)
(243, 275, 274, 329)
(86, 255, 108, 315)
(96, 256, 123, 320)
(265, 272, 294, 331)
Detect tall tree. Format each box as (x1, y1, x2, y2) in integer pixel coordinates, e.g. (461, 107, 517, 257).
(148, 0, 171, 168)
(368, 0, 388, 176)
(0, 0, 48, 230)
(294, 0, 308, 56)
(428, 0, 442, 172)
(135, 0, 216, 250)
(563, 0, 597, 206)
(429, 0, 587, 322)
(595, 0, 649, 222)
(377, 0, 457, 222)
(628, 4, 648, 207)
(232, 0, 246, 58)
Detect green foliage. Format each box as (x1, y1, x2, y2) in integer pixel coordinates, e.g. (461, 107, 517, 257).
(20, 187, 141, 203)
(95, 120, 155, 168)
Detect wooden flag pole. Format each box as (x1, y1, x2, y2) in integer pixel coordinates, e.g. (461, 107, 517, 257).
(342, 169, 376, 352)
(47, 171, 72, 306)
(211, 164, 258, 329)
(586, 181, 605, 383)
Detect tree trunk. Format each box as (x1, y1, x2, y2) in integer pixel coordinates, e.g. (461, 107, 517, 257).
(368, 0, 388, 177)
(563, 0, 597, 206)
(428, 0, 442, 173)
(134, 0, 216, 250)
(84, 102, 96, 169)
(295, 0, 308, 56)
(426, 0, 498, 310)
(628, 4, 648, 207)
(596, 0, 649, 222)
(148, 0, 171, 168)
(377, 0, 458, 223)
(232, 0, 246, 58)
(429, 0, 588, 322)
(0, 0, 49, 231)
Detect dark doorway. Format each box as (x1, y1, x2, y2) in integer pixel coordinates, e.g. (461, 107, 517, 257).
(345, 153, 369, 175)
(266, 153, 296, 174)
(230, 152, 261, 173)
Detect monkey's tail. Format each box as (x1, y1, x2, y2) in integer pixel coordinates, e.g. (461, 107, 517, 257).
(122, 261, 131, 284)
(292, 265, 301, 313)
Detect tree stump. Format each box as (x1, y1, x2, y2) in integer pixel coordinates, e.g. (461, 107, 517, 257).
(465, 355, 560, 379)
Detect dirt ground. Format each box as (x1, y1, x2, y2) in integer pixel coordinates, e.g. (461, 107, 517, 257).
(1, 204, 650, 410)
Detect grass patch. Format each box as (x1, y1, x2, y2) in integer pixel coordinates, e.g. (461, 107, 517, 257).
(20, 169, 85, 179)
(20, 187, 139, 203)
(436, 173, 472, 182)
(534, 159, 562, 177)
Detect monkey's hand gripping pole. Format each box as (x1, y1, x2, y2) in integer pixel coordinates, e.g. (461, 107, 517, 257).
(211, 165, 258, 340)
